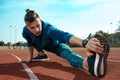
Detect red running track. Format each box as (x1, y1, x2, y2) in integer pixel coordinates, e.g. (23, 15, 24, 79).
(0, 48, 120, 80)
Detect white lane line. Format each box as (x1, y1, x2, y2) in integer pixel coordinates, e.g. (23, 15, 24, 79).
(108, 59, 120, 63)
(8, 53, 39, 80)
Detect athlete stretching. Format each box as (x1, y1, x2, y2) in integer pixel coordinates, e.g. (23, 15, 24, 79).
(22, 9, 110, 77)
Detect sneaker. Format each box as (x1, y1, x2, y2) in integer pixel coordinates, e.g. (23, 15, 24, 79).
(32, 54, 49, 61)
(87, 33, 110, 77)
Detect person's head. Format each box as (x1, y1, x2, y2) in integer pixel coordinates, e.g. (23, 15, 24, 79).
(24, 9, 42, 36)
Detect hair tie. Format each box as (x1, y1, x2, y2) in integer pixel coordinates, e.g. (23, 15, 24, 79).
(26, 9, 30, 13)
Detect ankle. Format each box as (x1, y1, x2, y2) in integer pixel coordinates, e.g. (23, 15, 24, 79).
(38, 53, 46, 56)
(38, 51, 46, 56)
(83, 58, 89, 71)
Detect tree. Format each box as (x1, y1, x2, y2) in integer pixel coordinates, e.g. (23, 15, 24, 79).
(115, 26, 120, 32)
(115, 21, 120, 32)
(6, 42, 11, 46)
(0, 41, 5, 46)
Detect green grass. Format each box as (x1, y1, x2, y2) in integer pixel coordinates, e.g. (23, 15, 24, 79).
(71, 47, 86, 50)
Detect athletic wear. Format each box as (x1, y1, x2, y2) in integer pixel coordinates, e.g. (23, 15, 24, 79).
(54, 43, 84, 68)
(22, 20, 110, 78)
(22, 21, 84, 68)
(32, 54, 49, 61)
(22, 21, 73, 52)
(87, 33, 110, 77)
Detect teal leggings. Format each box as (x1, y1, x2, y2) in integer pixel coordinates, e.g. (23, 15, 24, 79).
(51, 43, 84, 68)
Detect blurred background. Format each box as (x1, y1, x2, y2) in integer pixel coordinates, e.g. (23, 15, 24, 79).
(0, 0, 120, 50)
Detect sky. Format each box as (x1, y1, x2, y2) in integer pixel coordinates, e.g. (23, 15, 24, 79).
(0, 0, 120, 44)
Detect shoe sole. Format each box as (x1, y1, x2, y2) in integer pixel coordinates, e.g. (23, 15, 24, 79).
(32, 58, 49, 61)
(94, 33, 110, 77)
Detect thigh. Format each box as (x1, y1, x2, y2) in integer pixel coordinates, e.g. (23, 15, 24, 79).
(54, 43, 73, 56)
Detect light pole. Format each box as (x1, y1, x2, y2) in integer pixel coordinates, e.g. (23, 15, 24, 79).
(110, 22, 114, 46)
(15, 25, 17, 49)
(9, 25, 12, 50)
(110, 22, 113, 33)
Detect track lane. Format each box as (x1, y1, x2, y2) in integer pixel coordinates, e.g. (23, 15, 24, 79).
(9, 53, 39, 80)
(0, 48, 120, 80)
(0, 51, 29, 80)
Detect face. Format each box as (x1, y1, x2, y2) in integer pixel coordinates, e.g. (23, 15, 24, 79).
(26, 18, 42, 36)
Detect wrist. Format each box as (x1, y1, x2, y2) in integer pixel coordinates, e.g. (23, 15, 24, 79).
(82, 39, 88, 48)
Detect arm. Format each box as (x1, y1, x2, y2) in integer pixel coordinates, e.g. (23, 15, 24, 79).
(28, 46, 34, 62)
(45, 24, 103, 53)
(22, 27, 34, 62)
(69, 36, 83, 46)
(69, 36, 103, 53)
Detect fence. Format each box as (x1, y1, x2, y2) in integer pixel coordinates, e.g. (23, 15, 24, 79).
(0, 46, 28, 50)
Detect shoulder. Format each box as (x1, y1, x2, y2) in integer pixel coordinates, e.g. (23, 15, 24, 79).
(42, 21, 59, 33)
(22, 26, 32, 37)
(42, 20, 56, 29)
(23, 26, 29, 32)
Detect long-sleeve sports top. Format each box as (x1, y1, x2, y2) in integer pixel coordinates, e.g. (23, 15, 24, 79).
(22, 21, 73, 52)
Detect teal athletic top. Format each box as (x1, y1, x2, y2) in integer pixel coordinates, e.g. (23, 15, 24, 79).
(22, 21, 73, 52)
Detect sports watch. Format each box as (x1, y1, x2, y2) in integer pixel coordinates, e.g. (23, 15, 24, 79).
(82, 39, 88, 48)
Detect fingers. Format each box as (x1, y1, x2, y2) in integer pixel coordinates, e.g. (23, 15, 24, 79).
(86, 51, 94, 57)
(87, 45, 103, 54)
(93, 42, 103, 53)
(86, 38, 103, 54)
